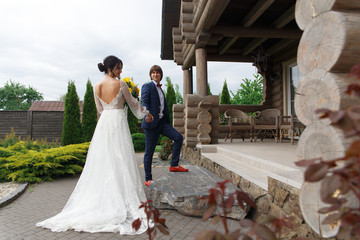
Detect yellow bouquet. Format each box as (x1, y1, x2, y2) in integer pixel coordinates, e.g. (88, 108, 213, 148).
(122, 77, 140, 99)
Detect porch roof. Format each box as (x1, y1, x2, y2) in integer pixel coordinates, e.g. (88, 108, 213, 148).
(161, 0, 301, 66)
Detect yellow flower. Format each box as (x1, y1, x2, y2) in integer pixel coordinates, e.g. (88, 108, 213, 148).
(122, 77, 139, 99)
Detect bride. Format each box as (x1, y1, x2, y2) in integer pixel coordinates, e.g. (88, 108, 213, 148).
(36, 55, 154, 235)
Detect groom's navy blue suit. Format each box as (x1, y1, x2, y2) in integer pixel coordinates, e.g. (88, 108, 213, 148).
(141, 81, 183, 181)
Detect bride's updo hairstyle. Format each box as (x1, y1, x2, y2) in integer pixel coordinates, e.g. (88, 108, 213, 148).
(98, 55, 123, 74)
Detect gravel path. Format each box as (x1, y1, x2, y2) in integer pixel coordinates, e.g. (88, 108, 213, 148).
(0, 182, 21, 200)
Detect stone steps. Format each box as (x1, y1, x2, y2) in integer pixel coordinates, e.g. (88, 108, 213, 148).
(200, 144, 303, 190)
(202, 152, 269, 190)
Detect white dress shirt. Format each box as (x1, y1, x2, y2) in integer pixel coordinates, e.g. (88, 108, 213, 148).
(152, 80, 164, 119)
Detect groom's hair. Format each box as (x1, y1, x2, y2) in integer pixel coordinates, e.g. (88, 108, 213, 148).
(149, 65, 163, 80)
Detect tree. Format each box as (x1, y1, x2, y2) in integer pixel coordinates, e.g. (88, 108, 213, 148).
(0, 80, 43, 110)
(207, 83, 212, 95)
(62, 81, 82, 145)
(230, 74, 263, 105)
(165, 77, 176, 126)
(220, 79, 231, 104)
(175, 84, 183, 104)
(82, 79, 97, 142)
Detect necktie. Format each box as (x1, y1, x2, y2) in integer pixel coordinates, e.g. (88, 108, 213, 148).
(157, 83, 162, 88)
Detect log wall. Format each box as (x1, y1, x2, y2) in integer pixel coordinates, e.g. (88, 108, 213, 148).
(294, 0, 360, 237)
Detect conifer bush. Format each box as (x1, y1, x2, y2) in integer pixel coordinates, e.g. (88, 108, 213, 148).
(62, 81, 82, 145)
(220, 79, 231, 104)
(82, 79, 98, 142)
(132, 133, 145, 152)
(0, 142, 89, 183)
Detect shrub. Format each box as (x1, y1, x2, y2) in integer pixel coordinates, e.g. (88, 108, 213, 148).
(132, 133, 145, 152)
(0, 128, 20, 148)
(158, 136, 173, 160)
(127, 110, 139, 134)
(0, 142, 89, 183)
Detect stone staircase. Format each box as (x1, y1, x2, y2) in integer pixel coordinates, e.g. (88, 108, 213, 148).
(199, 141, 303, 191)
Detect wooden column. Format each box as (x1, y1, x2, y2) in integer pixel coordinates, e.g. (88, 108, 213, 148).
(183, 68, 192, 96)
(195, 48, 208, 97)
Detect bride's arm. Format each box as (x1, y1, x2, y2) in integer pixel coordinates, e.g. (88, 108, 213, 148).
(93, 88, 103, 116)
(120, 80, 150, 120)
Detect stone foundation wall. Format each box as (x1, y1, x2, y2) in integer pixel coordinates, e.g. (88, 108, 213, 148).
(181, 146, 331, 239)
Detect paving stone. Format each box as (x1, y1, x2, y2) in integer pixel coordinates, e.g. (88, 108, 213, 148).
(0, 153, 239, 240)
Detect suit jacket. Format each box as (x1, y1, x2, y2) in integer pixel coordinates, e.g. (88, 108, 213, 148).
(141, 82, 170, 129)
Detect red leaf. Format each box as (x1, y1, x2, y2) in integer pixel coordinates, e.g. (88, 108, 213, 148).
(217, 179, 231, 192)
(155, 223, 169, 235)
(202, 205, 216, 221)
(345, 83, 360, 96)
(295, 158, 319, 167)
(320, 175, 342, 203)
(322, 213, 341, 225)
(315, 108, 332, 119)
(210, 215, 221, 224)
(132, 218, 141, 231)
(346, 140, 360, 158)
(236, 191, 257, 209)
(253, 223, 277, 240)
(318, 205, 340, 214)
(224, 194, 235, 211)
(349, 64, 360, 79)
(304, 163, 329, 182)
(239, 219, 255, 228)
(208, 188, 220, 205)
(328, 110, 346, 123)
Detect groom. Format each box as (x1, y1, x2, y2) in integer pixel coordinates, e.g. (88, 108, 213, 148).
(141, 65, 188, 187)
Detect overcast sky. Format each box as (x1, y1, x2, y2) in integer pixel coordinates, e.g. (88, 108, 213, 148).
(0, 0, 257, 101)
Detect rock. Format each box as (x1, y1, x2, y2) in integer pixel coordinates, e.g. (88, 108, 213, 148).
(149, 165, 250, 220)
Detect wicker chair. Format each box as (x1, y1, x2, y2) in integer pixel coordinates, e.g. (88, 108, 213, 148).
(279, 114, 305, 144)
(224, 109, 253, 143)
(252, 109, 281, 142)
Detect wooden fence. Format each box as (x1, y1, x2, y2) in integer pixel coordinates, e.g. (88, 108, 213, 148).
(0, 111, 64, 142)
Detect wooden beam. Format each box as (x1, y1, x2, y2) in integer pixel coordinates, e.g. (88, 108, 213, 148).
(182, 2, 193, 14)
(183, 45, 196, 69)
(211, 26, 302, 38)
(243, 38, 267, 56)
(274, 4, 296, 28)
(196, 31, 211, 48)
(196, 0, 230, 33)
(219, 36, 239, 55)
(242, 0, 276, 27)
(242, 4, 297, 56)
(207, 34, 222, 45)
(266, 39, 297, 55)
(207, 54, 253, 62)
(193, 0, 208, 27)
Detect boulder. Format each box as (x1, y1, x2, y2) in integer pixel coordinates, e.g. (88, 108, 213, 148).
(149, 165, 250, 219)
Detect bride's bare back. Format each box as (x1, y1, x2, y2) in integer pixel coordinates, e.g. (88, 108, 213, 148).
(95, 77, 121, 104)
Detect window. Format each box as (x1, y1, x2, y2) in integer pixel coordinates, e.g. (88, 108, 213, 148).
(283, 59, 303, 116)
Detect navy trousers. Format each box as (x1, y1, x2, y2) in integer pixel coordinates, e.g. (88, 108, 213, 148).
(143, 118, 183, 181)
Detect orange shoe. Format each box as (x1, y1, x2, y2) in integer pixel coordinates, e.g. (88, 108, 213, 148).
(145, 180, 153, 187)
(169, 166, 188, 172)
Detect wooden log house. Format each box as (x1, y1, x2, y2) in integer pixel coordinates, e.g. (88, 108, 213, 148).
(161, 0, 360, 238)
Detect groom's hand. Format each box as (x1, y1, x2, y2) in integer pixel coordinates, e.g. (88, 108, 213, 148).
(145, 113, 154, 123)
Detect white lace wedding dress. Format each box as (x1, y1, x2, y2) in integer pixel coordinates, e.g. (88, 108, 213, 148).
(36, 80, 149, 235)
